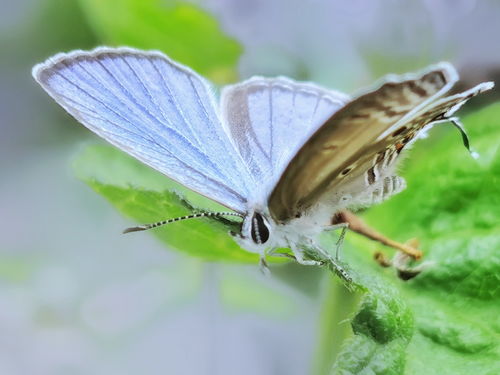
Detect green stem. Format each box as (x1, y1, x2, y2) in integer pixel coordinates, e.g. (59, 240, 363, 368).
(312, 274, 361, 375)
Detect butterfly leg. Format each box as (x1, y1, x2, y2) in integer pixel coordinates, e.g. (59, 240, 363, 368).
(259, 256, 271, 276)
(326, 223, 349, 260)
(230, 231, 272, 269)
(269, 246, 350, 283)
(292, 247, 324, 266)
(321, 222, 349, 261)
(335, 225, 348, 260)
(293, 250, 323, 266)
(316, 243, 353, 283)
(332, 210, 423, 259)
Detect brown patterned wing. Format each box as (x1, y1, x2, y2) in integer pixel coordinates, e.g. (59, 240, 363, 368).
(332, 80, 494, 202)
(268, 63, 490, 222)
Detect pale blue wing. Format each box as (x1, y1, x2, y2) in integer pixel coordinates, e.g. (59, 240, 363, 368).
(220, 77, 349, 193)
(32, 47, 254, 212)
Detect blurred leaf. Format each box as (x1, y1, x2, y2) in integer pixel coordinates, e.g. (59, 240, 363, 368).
(78, 0, 242, 83)
(0, 258, 34, 283)
(5, 0, 97, 64)
(74, 144, 257, 263)
(327, 103, 500, 374)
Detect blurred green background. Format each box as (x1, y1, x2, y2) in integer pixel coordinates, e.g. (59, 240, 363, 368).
(1, 0, 499, 374)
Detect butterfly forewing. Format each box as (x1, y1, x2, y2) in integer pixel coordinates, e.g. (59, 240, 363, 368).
(377, 81, 494, 141)
(268, 64, 459, 222)
(33, 47, 254, 212)
(337, 80, 494, 198)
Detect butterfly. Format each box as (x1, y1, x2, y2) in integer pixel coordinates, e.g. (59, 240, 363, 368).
(32, 47, 493, 280)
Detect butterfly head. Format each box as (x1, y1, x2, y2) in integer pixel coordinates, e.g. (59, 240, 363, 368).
(234, 210, 276, 254)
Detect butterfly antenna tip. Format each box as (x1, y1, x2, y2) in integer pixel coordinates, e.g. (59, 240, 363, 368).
(122, 226, 147, 234)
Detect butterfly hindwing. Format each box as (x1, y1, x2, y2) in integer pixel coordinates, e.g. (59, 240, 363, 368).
(33, 47, 254, 212)
(268, 63, 462, 222)
(220, 77, 349, 194)
(342, 80, 494, 199)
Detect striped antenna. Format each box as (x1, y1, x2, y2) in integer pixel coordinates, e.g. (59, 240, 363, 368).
(123, 212, 244, 234)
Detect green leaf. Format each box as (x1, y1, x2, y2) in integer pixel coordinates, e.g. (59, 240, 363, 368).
(332, 284, 413, 375)
(78, 0, 242, 83)
(329, 103, 500, 374)
(74, 144, 259, 263)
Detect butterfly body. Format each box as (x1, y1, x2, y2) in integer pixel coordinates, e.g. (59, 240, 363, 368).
(32, 47, 493, 270)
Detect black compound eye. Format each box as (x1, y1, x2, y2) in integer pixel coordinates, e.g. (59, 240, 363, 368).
(251, 213, 270, 244)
